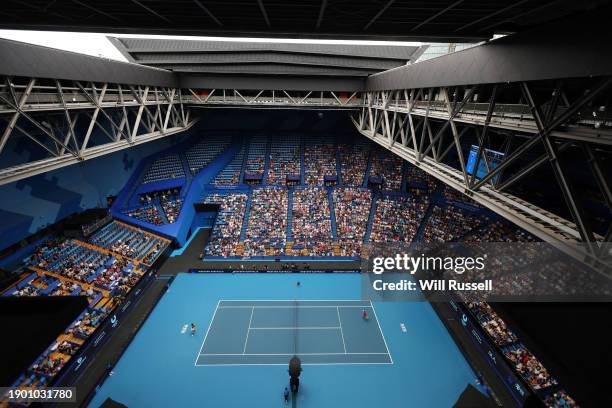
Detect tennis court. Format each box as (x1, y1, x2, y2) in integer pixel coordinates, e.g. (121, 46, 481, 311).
(196, 300, 392, 365)
(88, 273, 480, 408)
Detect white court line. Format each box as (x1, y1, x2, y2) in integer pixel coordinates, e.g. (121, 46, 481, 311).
(218, 305, 369, 309)
(195, 299, 392, 366)
(242, 306, 254, 354)
(200, 352, 390, 356)
(219, 299, 370, 303)
(337, 306, 347, 354)
(369, 299, 394, 365)
(196, 362, 394, 367)
(193, 299, 220, 366)
(249, 326, 341, 330)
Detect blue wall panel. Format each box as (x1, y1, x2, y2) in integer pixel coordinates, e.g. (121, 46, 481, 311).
(0, 134, 191, 251)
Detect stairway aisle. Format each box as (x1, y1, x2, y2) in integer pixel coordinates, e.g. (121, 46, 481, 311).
(239, 189, 252, 240)
(327, 188, 338, 241)
(287, 188, 294, 241)
(363, 192, 378, 243)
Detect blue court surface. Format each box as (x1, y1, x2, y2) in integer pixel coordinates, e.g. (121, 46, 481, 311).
(196, 300, 391, 365)
(88, 273, 481, 408)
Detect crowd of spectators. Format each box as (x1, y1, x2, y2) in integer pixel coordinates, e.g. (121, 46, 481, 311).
(244, 135, 267, 178)
(292, 188, 333, 256)
(90, 221, 168, 263)
(442, 187, 474, 205)
(465, 221, 536, 243)
(268, 137, 301, 185)
(370, 195, 428, 243)
(31, 356, 64, 377)
(125, 204, 162, 225)
(304, 141, 337, 186)
(422, 205, 487, 242)
(405, 165, 438, 194)
(58, 340, 78, 356)
(161, 196, 182, 223)
(543, 391, 579, 408)
(467, 302, 518, 346)
(369, 150, 403, 191)
(503, 344, 558, 390)
(334, 188, 371, 256)
(203, 193, 248, 257)
(244, 188, 288, 256)
(339, 142, 369, 186)
(6, 219, 164, 390)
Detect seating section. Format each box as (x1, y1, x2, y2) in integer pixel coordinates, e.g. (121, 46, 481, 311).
(124, 204, 162, 225)
(443, 187, 480, 206)
(422, 205, 487, 242)
(291, 188, 333, 256)
(268, 136, 301, 185)
(186, 135, 231, 174)
(405, 164, 437, 194)
(203, 193, 248, 256)
(213, 143, 246, 185)
(465, 221, 536, 242)
(370, 149, 403, 191)
(339, 141, 369, 186)
(544, 391, 578, 408)
(90, 221, 169, 264)
(161, 195, 182, 224)
(304, 137, 337, 186)
(503, 344, 558, 390)
(3, 215, 168, 389)
(142, 154, 185, 184)
(334, 188, 371, 256)
(467, 302, 518, 346)
(244, 188, 287, 256)
(244, 135, 267, 178)
(370, 196, 428, 243)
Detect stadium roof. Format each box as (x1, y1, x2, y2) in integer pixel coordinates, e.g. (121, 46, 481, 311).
(109, 37, 425, 77)
(1, 0, 609, 42)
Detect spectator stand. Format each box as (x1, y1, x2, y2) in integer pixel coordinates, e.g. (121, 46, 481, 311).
(266, 134, 301, 186)
(242, 134, 268, 186)
(304, 135, 338, 186)
(1, 225, 165, 391)
(201, 191, 249, 258)
(369, 147, 403, 192)
(111, 133, 240, 246)
(212, 137, 247, 187)
(369, 191, 429, 244)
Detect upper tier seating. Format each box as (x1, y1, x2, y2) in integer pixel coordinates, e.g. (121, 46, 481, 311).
(422, 205, 487, 242)
(268, 136, 301, 185)
(370, 195, 428, 243)
(304, 137, 337, 186)
(142, 154, 185, 184)
(213, 143, 246, 185)
(185, 135, 231, 174)
(405, 164, 438, 194)
(244, 135, 267, 178)
(370, 149, 403, 191)
(443, 187, 481, 207)
(339, 140, 370, 186)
